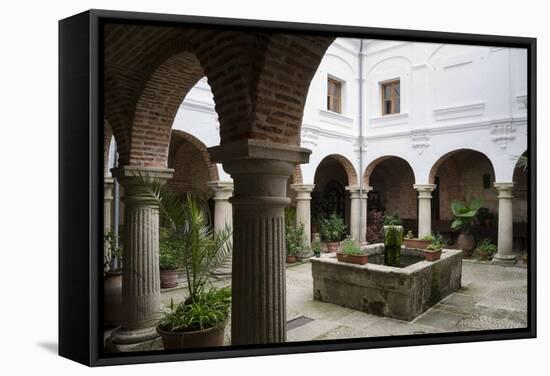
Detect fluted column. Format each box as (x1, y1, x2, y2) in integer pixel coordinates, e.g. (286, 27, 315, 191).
(290, 183, 314, 257)
(209, 140, 310, 345)
(493, 182, 516, 265)
(346, 186, 371, 243)
(110, 166, 174, 346)
(414, 184, 437, 238)
(208, 181, 234, 275)
(104, 177, 114, 265)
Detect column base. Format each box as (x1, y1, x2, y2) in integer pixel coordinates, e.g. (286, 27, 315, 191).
(297, 249, 313, 259)
(492, 254, 517, 266)
(111, 326, 159, 345)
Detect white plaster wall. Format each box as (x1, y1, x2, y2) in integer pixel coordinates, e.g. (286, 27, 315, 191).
(126, 38, 528, 191)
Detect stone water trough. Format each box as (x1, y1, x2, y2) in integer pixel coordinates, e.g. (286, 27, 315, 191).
(311, 244, 462, 321)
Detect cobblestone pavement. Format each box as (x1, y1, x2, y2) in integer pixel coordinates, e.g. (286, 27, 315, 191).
(110, 257, 527, 349)
(285, 260, 528, 342)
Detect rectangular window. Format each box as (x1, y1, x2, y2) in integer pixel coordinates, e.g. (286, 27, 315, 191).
(327, 78, 342, 113)
(483, 174, 491, 189)
(381, 80, 400, 115)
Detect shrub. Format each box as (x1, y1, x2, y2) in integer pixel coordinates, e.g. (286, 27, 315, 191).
(383, 214, 402, 226)
(341, 237, 363, 256)
(451, 198, 483, 234)
(159, 228, 179, 270)
(473, 238, 497, 260)
(366, 210, 384, 243)
(404, 230, 414, 240)
(159, 288, 231, 332)
(286, 224, 305, 257)
(320, 213, 346, 242)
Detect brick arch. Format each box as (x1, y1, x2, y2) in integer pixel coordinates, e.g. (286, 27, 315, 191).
(168, 130, 219, 182)
(363, 155, 414, 187)
(292, 165, 303, 184)
(316, 155, 358, 186)
(104, 24, 334, 168)
(429, 148, 495, 184)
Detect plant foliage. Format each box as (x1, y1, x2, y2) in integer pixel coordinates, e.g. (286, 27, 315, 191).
(473, 238, 497, 260)
(320, 213, 346, 242)
(286, 224, 305, 257)
(341, 237, 363, 256)
(451, 198, 483, 234)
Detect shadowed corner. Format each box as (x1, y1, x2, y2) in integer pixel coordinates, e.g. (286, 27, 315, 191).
(37, 341, 58, 355)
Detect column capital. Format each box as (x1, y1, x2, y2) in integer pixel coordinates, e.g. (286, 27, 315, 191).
(414, 184, 437, 199)
(111, 166, 174, 183)
(209, 139, 311, 165)
(494, 182, 514, 198)
(207, 181, 234, 201)
(345, 185, 373, 197)
(290, 183, 315, 193)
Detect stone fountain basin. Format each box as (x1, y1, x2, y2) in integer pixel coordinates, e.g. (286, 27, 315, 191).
(311, 244, 462, 321)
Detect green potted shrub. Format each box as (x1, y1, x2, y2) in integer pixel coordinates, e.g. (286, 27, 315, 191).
(337, 237, 368, 265)
(403, 230, 431, 250)
(159, 228, 180, 289)
(451, 198, 483, 257)
(136, 174, 232, 349)
(103, 229, 123, 327)
(286, 224, 305, 263)
(473, 238, 497, 261)
(320, 213, 346, 252)
(383, 214, 403, 267)
(312, 241, 321, 258)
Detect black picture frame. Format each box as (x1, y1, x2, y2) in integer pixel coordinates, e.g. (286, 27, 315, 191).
(59, 9, 537, 367)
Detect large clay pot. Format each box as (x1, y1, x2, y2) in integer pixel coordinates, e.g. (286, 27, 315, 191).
(337, 252, 368, 265)
(157, 324, 226, 349)
(457, 232, 475, 257)
(160, 269, 178, 289)
(103, 270, 122, 327)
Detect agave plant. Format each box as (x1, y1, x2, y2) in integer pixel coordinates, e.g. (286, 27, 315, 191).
(134, 172, 232, 305)
(450, 198, 483, 234)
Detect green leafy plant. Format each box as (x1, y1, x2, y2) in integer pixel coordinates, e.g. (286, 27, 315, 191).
(284, 206, 297, 228)
(404, 230, 414, 240)
(422, 232, 443, 245)
(341, 237, 363, 256)
(451, 198, 483, 234)
(159, 288, 231, 332)
(473, 238, 497, 260)
(383, 214, 402, 226)
(320, 213, 346, 242)
(134, 173, 233, 331)
(104, 229, 123, 271)
(286, 224, 305, 257)
(426, 241, 443, 252)
(159, 228, 180, 270)
(312, 241, 321, 257)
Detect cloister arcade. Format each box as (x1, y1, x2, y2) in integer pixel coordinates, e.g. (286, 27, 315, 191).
(103, 29, 528, 351)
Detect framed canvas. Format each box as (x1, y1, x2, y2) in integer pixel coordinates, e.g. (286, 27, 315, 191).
(59, 9, 536, 367)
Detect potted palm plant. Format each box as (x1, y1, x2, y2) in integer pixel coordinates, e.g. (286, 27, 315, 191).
(159, 228, 179, 289)
(135, 174, 232, 349)
(320, 213, 346, 252)
(451, 198, 483, 258)
(337, 237, 368, 265)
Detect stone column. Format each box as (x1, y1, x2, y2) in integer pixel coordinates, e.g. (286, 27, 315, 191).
(110, 166, 174, 348)
(209, 140, 310, 345)
(104, 177, 114, 266)
(493, 182, 516, 265)
(346, 186, 371, 243)
(414, 184, 437, 238)
(208, 181, 234, 275)
(290, 183, 314, 257)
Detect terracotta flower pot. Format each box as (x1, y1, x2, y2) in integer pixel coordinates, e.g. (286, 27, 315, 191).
(103, 270, 122, 327)
(326, 242, 340, 253)
(337, 252, 368, 265)
(286, 255, 297, 263)
(160, 269, 178, 289)
(157, 324, 226, 349)
(424, 249, 442, 262)
(404, 238, 430, 249)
